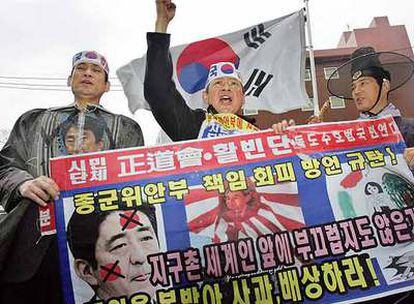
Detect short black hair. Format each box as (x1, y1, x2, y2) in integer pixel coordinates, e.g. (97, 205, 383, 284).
(67, 204, 157, 269)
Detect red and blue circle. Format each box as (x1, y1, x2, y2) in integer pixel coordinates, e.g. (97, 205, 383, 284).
(221, 63, 235, 74)
(176, 38, 239, 94)
(85, 51, 98, 59)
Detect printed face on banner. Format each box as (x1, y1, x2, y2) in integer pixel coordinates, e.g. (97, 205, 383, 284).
(64, 126, 104, 155)
(185, 178, 304, 244)
(225, 190, 251, 213)
(95, 210, 159, 300)
(365, 182, 382, 196)
(203, 77, 244, 114)
(74, 210, 160, 301)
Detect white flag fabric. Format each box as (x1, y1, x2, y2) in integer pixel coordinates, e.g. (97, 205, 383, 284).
(117, 10, 309, 114)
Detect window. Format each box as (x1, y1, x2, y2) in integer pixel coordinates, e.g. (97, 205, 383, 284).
(329, 96, 345, 109)
(243, 108, 258, 116)
(304, 68, 311, 81)
(301, 97, 314, 112)
(324, 67, 339, 80)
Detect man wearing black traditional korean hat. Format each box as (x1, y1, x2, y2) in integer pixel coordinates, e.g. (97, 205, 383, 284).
(327, 47, 414, 304)
(327, 46, 414, 169)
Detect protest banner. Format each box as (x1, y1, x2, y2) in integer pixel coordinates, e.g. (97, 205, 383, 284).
(51, 116, 414, 303)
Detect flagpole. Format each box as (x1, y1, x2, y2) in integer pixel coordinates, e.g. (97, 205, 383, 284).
(304, 0, 320, 116)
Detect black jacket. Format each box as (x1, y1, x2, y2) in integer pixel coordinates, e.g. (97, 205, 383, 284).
(395, 116, 414, 148)
(144, 32, 256, 142)
(0, 104, 144, 282)
(144, 32, 205, 141)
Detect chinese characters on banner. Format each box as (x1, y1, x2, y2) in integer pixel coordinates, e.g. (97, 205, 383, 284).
(50, 116, 414, 304)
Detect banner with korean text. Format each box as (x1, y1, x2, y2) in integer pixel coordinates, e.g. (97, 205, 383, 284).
(51, 116, 414, 304)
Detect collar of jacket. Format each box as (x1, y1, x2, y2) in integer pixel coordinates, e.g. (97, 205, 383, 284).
(48, 102, 113, 114)
(358, 102, 402, 120)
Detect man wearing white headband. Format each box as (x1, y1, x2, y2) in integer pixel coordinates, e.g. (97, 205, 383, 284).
(0, 51, 144, 303)
(144, 1, 255, 142)
(69, 50, 110, 107)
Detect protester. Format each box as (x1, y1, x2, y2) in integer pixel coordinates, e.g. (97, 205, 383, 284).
(272, 46, 414, 302)
(67, 206, 159, 301)
(327, 46, 414, 304)
(0, 50, 144, 304)
(328, 46, 414, 168)
(144, 0, 258, 142)
(274, 47, 414, 169)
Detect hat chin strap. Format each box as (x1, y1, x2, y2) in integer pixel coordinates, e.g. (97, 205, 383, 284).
(361, 81, 387, 117)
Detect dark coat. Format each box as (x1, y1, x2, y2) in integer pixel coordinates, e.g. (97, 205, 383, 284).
(0, 104, 144, 282)
(144, 32, 256, 142)
(144, 32, 205, 141)
(395, 116, 414, 148)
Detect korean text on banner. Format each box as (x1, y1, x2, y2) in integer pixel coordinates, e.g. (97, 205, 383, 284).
(51, 116, 414, 304)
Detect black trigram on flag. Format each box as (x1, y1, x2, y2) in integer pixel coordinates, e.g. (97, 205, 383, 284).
(243, 24, 272, 49)
(244, 69, 273, 97)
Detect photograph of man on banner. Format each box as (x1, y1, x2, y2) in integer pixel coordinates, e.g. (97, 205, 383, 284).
(61, 115, 106, 155)
(67, 205, 160, 302)
(185, 178, 304, 244)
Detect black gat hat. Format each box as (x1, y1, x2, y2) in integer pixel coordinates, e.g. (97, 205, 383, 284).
(327, 46, 414, 100)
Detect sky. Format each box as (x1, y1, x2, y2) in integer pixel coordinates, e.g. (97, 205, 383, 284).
(1, 0, 413, 145)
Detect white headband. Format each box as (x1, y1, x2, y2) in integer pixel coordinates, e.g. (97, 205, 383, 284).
(205, 62, 242, 89)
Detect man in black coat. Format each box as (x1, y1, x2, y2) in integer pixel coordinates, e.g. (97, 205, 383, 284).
(0, 51, 144, 304)
(144, 0, 257, 142)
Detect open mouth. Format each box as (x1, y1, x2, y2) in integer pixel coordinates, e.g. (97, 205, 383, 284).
(81, 80, 93, 85)
(131, 273, 150, 282)
(219, 95, 233, 104)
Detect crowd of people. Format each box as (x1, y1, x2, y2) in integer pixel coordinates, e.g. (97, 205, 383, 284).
(1, 0, 414, 303)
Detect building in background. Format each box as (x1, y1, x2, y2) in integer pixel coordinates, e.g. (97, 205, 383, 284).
(252, 16, 414, 128)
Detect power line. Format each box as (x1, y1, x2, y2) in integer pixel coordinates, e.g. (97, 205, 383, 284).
(0, 45, 412, 92)
(0, 82, 68, 87)
(0, 85, 124, 92)
(0, 76, 67, 80)
(0, 81, 122, 87)
(0, 75, 119, 80)
(0, 85, 70, 91)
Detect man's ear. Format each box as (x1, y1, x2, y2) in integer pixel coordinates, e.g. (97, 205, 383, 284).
(105, 81, 110, 93)
(382, 79, 390, 92)
(74, 259, 99, 286)
(97, 141, 104, 151)
(202, 90, 210, 105)
(67, 76, 72, 87)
